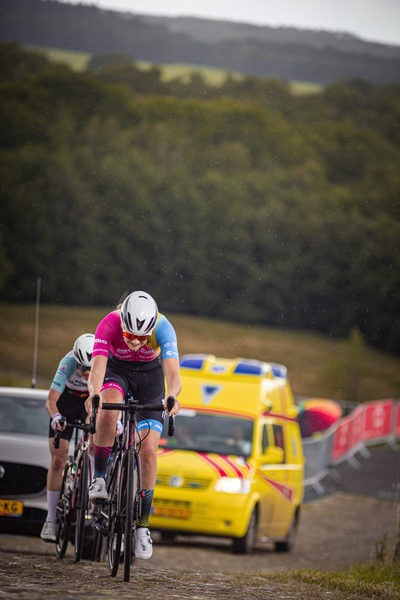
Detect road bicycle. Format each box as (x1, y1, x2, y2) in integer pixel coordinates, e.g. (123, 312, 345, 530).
(90, 434, 122, 563)
(94, 394, 175, 582)
(54, 395, 100, 562)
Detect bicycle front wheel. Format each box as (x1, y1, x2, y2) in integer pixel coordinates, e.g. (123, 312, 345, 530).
(55, 460, 72, 559)
(123, 449, 137, 582)
(108, 458, 122, 577)
(74, 451, 90, 563)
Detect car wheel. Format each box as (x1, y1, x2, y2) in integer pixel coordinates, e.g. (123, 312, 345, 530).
(232, 508, 257, 554)
(275, 510, 299, 552)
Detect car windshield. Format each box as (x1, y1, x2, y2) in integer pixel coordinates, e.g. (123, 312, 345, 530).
(0, 394, 48, 436)
(159, 409, 254, 457)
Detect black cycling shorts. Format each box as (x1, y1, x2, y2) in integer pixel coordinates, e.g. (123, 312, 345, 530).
(48, 388, 88, 442)
(102, 356, 165, 435)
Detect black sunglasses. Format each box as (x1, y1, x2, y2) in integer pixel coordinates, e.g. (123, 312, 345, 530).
(78, 365, 91, 373)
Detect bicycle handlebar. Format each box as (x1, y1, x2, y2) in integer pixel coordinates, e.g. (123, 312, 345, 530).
(102, 402, 165, 412)
(102, 396, 176, 437)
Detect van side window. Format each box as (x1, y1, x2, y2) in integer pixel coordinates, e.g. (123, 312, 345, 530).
(290, 432, 299, 460)
(261, 424, 269, 454)
(272, 424, 285, 462)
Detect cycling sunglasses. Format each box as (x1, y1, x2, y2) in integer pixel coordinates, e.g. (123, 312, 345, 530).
(78, 365, 91, 372)
(122, 331, 148, 342)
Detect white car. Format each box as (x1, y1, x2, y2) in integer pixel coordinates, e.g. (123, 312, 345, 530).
(0, 387, 50, 536)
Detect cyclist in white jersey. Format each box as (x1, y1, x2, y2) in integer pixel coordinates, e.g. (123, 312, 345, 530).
(40, 334, 94, 543)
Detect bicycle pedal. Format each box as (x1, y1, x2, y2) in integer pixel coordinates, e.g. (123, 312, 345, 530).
(94, 517, 108, 537)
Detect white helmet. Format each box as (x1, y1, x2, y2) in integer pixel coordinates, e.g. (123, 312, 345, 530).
(120, 291, 158, 336)
(73, 333, 95, 367)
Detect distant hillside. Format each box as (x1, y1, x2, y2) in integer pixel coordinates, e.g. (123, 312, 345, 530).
(142, 15, 400, 59)
(1, 0, 400, 84)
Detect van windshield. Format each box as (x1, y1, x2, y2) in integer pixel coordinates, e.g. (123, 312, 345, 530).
(160, 409, 254, 457)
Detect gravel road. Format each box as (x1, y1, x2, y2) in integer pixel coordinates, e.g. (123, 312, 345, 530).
(1, 446, 400, 599)
(0, 492, 398, 599)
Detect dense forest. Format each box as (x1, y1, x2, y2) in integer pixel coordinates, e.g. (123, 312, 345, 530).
(1, 43, 400, 355)
(2, 0, 400, 85)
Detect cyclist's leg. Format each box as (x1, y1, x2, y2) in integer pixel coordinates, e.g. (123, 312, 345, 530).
(42, 392, 79, 540)
(47, 437, 70, 493)
(90, 366, 128, 501)
(40, 437, 70, 541)
(133, 428, 160, 559)
(135, 364, 165, 494)
(137, 428, 161, 490)
(134, 366, 165, 558)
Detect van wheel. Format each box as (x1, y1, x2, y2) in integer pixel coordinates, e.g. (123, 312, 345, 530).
(275, 511, 299, 552)
(232, 509, 257, 554)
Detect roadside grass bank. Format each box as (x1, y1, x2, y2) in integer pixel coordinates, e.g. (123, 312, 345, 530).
(1, 302, 399, 402)
(277, 560, 400, 600)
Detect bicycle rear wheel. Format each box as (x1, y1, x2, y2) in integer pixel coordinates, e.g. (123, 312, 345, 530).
(74, 452, 90, 563)
(123, 449, 137, 582)
(91, 504, 107, 562)
(108, 459, 122, 577)
(55, 460, 72, 559)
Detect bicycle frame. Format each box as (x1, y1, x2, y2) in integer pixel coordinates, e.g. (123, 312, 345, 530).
(71, 423, 92, 510)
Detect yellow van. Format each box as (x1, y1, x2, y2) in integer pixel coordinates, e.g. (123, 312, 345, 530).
(151, 354, 304, 553)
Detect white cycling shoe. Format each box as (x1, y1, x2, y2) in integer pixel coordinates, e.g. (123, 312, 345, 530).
(40, 521, 57, 542)
(89, 477, 108, 503)
(135, 527, 153, 559)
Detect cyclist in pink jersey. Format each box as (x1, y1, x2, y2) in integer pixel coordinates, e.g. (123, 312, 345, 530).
(85, 291, 181, 559)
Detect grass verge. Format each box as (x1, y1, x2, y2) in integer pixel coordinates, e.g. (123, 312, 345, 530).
(279, 561, 400, 599)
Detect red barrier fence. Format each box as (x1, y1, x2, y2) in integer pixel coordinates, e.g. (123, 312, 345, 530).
(331, 398, 398, 464)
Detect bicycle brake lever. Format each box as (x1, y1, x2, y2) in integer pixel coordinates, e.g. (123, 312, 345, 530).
(168, 414, 175, 437)
(166, 396, 175, 437)
(53, 416, 67, 449)
(166, 396, 175, 412)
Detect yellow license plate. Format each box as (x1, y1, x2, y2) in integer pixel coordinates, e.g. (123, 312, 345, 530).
(153, 506, 191, 519)
(0, 499, 23, 517)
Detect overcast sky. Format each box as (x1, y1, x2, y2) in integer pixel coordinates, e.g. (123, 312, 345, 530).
(61, 0, 400, 46)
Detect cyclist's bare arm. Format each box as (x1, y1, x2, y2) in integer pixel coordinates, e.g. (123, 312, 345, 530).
(45, 388, 66, 431)
(85, 354, 108, 414)
(163, 358, 182, 416)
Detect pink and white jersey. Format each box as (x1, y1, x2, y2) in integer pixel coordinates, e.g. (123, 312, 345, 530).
(92, 310, 179, 362)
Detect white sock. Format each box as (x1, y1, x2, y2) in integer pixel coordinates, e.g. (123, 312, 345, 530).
(46, 490, 60, 522)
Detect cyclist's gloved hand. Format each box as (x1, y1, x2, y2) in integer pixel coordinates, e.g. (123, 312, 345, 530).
(116, 419, 124, 436)
(51, 412, 63, 431)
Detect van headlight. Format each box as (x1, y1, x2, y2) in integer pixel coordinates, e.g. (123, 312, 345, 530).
(214, 477, 250, 494)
